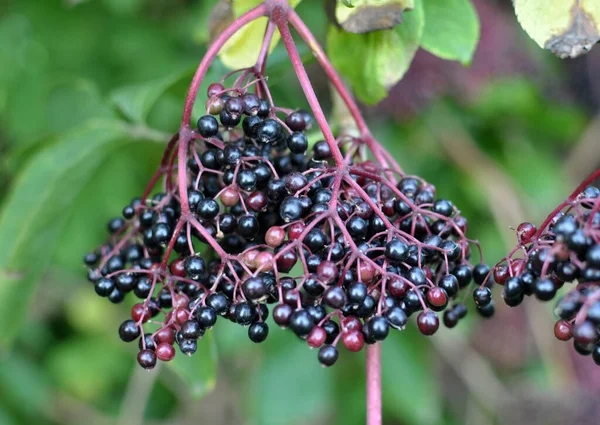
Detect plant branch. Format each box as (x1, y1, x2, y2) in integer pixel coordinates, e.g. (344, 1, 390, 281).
(273, 7, 345, 168)
(366, 344, 382, 425)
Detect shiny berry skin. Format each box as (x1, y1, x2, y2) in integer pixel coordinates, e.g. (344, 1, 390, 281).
(248, 322, 269, 343)
(427, 287, 448, 308)
(289, 310, 315, 338)
(368, 316, 390, 341)
(517, 222, 537, 244)
(273, 304, 293, 327)
(554, 320, 572, 341)
(534, 278, 556, 301)
(95, 278, 115, 297)
(307, 326, 327, 348)
(573, 321, 598, 345)
(417, 311, 439, 335)
(197, 115, 219, 138)
(156, 342, 176, 361)
(342, 330, 365, 352)
(137, 349, 157, 369)
(318, 345, 339, 367)
(473, 287, 492, 307)
(243, 277, 267, 300)
(196, 306, 218, 328)
(119, 320, 141, 342)
(385, 239, 409, 263)
(287, 132, 308, 154)
(472, 264, 491, 285)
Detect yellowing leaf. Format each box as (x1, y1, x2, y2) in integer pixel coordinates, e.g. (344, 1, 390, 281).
(328, 0, 424, 104)
(335, 0, 414, 33)
(215, 0, 302, 69)
(514, 0, 600, 58)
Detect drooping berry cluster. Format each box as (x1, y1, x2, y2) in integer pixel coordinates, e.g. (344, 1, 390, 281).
(493, 177, 600, 364)
(83, 66, 493, 370)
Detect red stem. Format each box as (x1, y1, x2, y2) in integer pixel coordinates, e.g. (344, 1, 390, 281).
(366, 344, 382, 425)
(181, 3, 267, 127)
(534, 168, 600, 239)
(286, 10, 401, 175)
(272, 8, 345, 168)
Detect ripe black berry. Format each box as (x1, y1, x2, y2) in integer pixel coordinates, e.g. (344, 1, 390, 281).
(119, 320, 141, 342)
(248, 322, 269, 343)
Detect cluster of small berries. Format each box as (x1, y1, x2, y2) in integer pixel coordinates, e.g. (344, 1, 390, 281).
(84, 76, 492, 370)
(493, 184, 600, 364)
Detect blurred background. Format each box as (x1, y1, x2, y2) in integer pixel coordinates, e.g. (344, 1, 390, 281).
(1, 0, 600, 424)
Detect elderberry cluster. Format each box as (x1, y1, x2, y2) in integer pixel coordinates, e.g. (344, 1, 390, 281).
(83, 75, 492, 370)
(493, 185, 600, 364)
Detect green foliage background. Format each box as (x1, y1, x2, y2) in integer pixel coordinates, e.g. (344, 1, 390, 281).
(0, 1, 598, 425)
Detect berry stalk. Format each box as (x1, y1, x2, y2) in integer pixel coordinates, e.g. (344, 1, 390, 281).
(366, 344, 382, 425)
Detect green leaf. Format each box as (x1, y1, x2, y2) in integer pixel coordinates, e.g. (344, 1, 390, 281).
(420, 0, 479, 65)
(327, 0, 424, 105)
(167, 333, 218, 398)
(248, 342, 333, 425)
(0, 120, 129, 349)
(111, 70, 193, 123)
(382, 331, 441, 424)
(46, 336, 131, 401)
(215, 0, 302, 70)
(336, 0, 414, 33)
(514, 0, 600, 58)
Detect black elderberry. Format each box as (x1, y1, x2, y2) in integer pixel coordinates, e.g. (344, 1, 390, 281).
(312, 141, 332, 160)
(179, 339, 198, 356)
(356, 295, 377, 318)
(432, 199, 453, 217)
(197, 115, 219, 137)
(158, 288, 172, 308)
(184, 256, 206, 278)
(285, 134, 309, 159)
(304, 229, 329, 253)
(197, 199, 220, 219)
(119, 320, 141, 342)
(368, 316, 390, 341)
(473, 287, 492, 307)
(386, 306, 408, 330)
(477, 301, 495, 318)
(347, 282, 368, 305)
(289, 309, 315, 338)
(137, 349, 157, 369)
(237, 169, 257, 191)
(318, 345, 338, 367)
(108, 288, 125, 304)
(587, 245, 600, 268)
(257, 99, 270, 118)
(248, 322, 269, 343)
(235, 302, 255, 326)
(238, 215, 259, 239)
(503, 277, 524, 300)
(280, 196, 304, 222)
(257, 119, 281, 144)
(220, 108, 241, 128)
(452, 264, 472, 288)
(108, 217, 125, 234)
(106, 255, 125, 273)
(196, 306, 218, 328)
(95, 278, 115, 297)
(181, 320, 204, 339)
(134, 276, 152, 298)
(243, 276, 267, 301)
(439, 274, 459, 297)
(324, 287, 347, 309)
(346, 216, 368, 240)
(534, 278, 557, 301)
(472, 264, 491, 285)
(307, 305, 326, 323)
